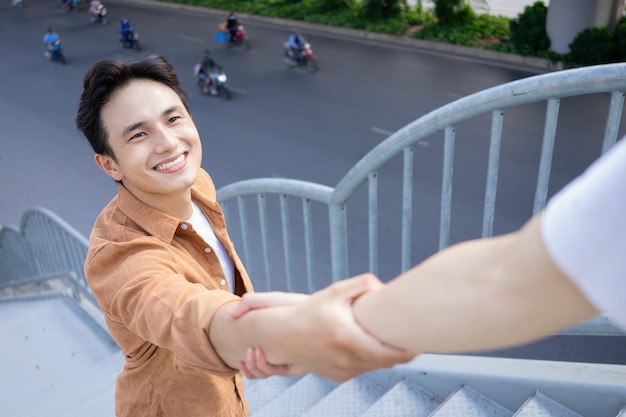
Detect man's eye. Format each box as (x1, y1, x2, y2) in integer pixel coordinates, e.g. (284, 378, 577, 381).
(168, 116, 181, 124)
(129, 132, 145, 141)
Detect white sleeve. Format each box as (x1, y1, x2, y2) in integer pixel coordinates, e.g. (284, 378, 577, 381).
(541, 138, 626, 329)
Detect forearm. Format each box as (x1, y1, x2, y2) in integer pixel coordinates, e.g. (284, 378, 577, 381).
(352, 215, 598, 354)
(209, 302, 263, 369)
(210, 302, 298, 369)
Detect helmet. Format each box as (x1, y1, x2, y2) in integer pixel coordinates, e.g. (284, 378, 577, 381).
(120, 16, 127, 23)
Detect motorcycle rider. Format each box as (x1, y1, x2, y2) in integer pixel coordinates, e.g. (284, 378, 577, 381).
(283, 29, 306, 61)
(196, 50, 223, 95)
(89, 0, 103, 21)
(43, 28, 60, 58)
(226, 11, 239, 44)
(119, 16, 132, 44)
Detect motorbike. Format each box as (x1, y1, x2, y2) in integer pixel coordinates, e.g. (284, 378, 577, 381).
(195, 67, 232, 100)
(215, 24, 250, 52)
(64, 0, 78, 12)
(45, 39, 66, 65)
(89, 3, 107, 25)
(284, 42, 318, 73)
(120, 26, 141, 51)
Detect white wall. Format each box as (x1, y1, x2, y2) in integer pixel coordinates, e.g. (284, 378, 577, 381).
(546, 0, 624, 53)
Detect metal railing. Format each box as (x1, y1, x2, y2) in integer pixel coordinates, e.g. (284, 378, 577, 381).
(1, 63, 625, 337)
(0, 207, 94, 304)
(217, 63, 626, 335)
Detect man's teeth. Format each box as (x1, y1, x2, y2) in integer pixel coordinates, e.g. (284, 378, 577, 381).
(155, 154, 185, 171)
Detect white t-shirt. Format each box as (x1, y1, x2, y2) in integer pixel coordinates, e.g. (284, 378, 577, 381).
(541, 138, 626, 329)
(188, 201, 235, 293)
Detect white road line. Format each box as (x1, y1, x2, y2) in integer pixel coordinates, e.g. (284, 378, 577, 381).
(370, 126, 393, 136)
(370, 126, 429, 146)
(180, 35, 207, 43)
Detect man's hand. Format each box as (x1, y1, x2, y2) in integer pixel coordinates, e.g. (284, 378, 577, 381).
(238, 347, 306, 379)
(233, 274, 417, 382)
(229, 291, 309, 318)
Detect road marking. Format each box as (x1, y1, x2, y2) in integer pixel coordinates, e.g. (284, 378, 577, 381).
(370, 126, 393, 136)
(180, 35, 207, 43)
(370, 126, 429, 146)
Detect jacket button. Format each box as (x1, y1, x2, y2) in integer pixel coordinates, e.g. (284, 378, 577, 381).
(220, 279, 226, 286)
(204, 247, 212, 253)
(180, 223, 189, 230)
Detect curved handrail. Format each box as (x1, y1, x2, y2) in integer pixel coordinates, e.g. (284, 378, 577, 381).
(331, 63, 626, 204)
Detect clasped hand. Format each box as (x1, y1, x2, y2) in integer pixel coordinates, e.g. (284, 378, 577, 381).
(228, 273, 416, 382)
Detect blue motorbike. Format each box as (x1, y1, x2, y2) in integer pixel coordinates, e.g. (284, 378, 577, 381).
(45, 39, 66, 65)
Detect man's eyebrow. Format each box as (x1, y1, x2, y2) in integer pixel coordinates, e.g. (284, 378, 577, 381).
(120, 106, 182, 138)
(121, 121, 145, 139)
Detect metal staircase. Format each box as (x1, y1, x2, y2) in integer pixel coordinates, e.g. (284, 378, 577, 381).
(243, 360, 626, 416)
(2, 63, 626, 416)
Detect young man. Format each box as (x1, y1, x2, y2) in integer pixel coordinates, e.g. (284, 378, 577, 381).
(231, 136, 626, 380)
(75, 54, 411, 416)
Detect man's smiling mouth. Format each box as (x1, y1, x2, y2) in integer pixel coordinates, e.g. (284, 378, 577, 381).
(155, 153, 186, 171)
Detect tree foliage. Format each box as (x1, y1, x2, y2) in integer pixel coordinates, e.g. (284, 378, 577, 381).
(361, 0, 405, 20)
(568, 26, 615, 66)
(509, 1, 550, 55)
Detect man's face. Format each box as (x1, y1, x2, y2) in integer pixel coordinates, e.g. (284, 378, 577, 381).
(96, 78, 202, 211)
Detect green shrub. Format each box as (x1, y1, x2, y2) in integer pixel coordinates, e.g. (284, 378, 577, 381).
(433, 0, 465, 24)
(568, 26, 615, 66)
(509, 0, 550, 55)
(413, 13, 509, 47)
(303, 0, 352, 13)
(361, 0, 405, 20)
(613, 16, 626, 61)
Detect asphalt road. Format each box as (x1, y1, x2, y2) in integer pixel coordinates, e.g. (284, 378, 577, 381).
(1, 0, 625, 364)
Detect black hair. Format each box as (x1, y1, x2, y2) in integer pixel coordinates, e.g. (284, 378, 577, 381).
(75, 54, 190, 159)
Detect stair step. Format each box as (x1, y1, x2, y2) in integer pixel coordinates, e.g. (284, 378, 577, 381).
(299, 376, 384, 417)
(513, 391, 582, 417)
(245, 375, 303, 413)
(431, 386, 512, 417)
(252, 374, 338, 417)
(361, 379, 441, 417)
(13, 356, 123, 417)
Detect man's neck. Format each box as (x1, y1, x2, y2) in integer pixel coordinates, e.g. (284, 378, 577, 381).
(122, 183, 193, 220)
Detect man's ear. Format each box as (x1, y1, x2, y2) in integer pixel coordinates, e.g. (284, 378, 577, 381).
(94, 154, 123, 182)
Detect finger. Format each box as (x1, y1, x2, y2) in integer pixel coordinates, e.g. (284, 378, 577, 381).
(321, 274, 383, 305)
(228, 292, 309, 318)
(341, 322, 417, 369)
(238, 361, 256, 379)
(251, 347, 294, 377)
(242, 347, 272, 379)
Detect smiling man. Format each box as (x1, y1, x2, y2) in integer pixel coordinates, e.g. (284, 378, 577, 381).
(75, 55, 412, 417)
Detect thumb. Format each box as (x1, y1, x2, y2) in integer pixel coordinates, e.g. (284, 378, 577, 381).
(320, 273, 384, 305)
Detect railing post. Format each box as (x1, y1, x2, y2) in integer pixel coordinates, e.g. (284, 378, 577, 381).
(329, 204, 348, 282)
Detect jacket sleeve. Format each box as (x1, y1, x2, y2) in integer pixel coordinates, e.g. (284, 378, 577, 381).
(86, 239, 241, 377)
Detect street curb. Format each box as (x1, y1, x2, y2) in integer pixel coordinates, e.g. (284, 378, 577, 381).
(113, 0, 563, 73)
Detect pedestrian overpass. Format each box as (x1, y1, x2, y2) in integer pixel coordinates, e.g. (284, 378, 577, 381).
(1, 63, 625, 416)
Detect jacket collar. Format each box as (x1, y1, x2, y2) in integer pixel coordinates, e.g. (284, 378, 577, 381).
(114, 169, 221, 244)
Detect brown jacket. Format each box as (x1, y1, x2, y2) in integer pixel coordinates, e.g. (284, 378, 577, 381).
(85, 169, 252, 417)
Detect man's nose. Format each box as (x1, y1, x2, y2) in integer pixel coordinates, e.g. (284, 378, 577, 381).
(154, 127, 178, 152)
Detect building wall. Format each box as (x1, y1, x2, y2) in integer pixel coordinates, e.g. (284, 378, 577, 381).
(547, 0, 624, 54)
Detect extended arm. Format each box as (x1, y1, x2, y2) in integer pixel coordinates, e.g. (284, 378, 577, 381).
(216, 274, 415, 381)
(352, 214, 599, 354)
